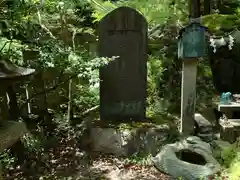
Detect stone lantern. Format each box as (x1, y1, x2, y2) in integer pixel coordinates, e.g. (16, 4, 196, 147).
(0, 58, 35, 179)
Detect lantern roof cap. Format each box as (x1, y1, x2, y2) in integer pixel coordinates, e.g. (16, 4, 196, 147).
(178, 22, 207, 39)
(0, 59, 35, 80)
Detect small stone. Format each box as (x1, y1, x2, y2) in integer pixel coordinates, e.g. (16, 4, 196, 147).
(194, 113, 213, 133)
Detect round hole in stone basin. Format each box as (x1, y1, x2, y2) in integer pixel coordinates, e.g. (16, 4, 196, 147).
(175, 149, 207, 165)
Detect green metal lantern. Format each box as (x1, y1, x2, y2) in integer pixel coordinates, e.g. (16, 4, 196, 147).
(178, 22, 206, 60)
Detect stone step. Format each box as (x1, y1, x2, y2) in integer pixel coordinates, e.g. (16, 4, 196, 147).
(227, 119, 240, 126)
(218, 102, 240, 112)
(220, 119, 240, 126)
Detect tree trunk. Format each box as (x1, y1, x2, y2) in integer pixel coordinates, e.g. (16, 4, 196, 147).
(67, 78, 73, 124)
(204, 0, 211, 15)
(189, 0, 201, 18)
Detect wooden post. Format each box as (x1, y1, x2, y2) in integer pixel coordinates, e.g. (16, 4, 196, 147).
(180, 0, 201, 136)
(180, 60, 198, 135)
(25, 86, 31, 114)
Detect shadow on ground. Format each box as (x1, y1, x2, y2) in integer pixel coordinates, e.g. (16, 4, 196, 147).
(2, 126, 171, 180)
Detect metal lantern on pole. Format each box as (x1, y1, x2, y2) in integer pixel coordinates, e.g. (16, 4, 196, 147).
(178, 19, 207, 135)
(178, 22, 206, 60)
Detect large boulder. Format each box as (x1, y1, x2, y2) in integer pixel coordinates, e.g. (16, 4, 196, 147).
(152, 136, 221, 180)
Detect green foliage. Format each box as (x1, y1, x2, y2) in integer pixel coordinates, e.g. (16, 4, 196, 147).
(92, 0, 187, 25)
(22, 133, 45, 152)
(202, 14, 240, 33)
(228, 159, 240, 180)
(0, 0, 111, 113)
(220, 146, 239, 167)
(126, 153, 152, 166)
(1, 0, 240, 178)
(147, 56, 166, 116)
(0, 37, 25, 65)
(216, 143, 240, 179)
(0, 150, 15, 169)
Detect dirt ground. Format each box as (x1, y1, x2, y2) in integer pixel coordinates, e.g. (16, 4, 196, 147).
(73, 155, 172, 180)
(4, 134, 172, 180)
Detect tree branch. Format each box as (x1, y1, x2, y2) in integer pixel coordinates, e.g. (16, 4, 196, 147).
(19, 73, 77, 111)
(82, 105, 99, 116)
(0, 41, 8, 54)
(37, 10, 56, 39)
